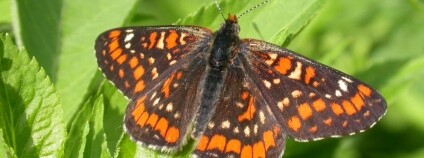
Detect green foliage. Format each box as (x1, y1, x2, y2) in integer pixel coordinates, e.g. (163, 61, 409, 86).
(0, 0, 423, 157)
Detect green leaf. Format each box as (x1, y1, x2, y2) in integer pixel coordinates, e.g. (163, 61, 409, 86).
(84, 95, 111, 158)
(0, 129, 17, 158)
(11, 0, 62, 78)
(64, 99, 92, 158)
(270, 0, 325, 46)
(0, 35, 65, 157)
(57, 0, 137, 124)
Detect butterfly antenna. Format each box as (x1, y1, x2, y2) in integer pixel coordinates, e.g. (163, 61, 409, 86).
(238, 0, 271, 19)
(215, 0, 226, 20)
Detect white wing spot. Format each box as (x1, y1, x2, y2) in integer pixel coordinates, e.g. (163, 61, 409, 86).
(325, 94, 332, 99)
(148, 57, 155, 65)
(125, 29, 134, 33)
(236, 101, 244, 108)
(244, 126, 250, 137)
(221, 120, 231, 129)
(166, 103, 173, 112)
(153, 98, 160, 106)
(338, 80, 348, 92)
(174, 112, 180, 119)
(263, 80, 271, 89)
(125, 43, 131, 49)
(156, 32, 165, 49)
(342, 76, 353, 83)
(208, 122, 215, 129)
(335, 90, 342, 97)
(167, 53, 172, 60)
(124, 33, 134, 42)
(179, 33, 188, 45)
(273, 78, 280, 84)
(254, 124, 258, 135)
(259, 111, 266, 124)
(291, 90, 302, 98)
(173, 83, 179, 88)
(233, 127, 239, 134)
(169, 60, 177, 66)
(288, 62, 302, 80)
(152, 67, 159, 79)
(150, 92, 157, 101)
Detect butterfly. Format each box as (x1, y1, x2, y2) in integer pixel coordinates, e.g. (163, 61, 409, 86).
(95, 8, 386, 158)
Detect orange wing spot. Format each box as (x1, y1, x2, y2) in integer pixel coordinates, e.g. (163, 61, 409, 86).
(134, 80, 145, 93)
(253, 142, 266, 158)
(135, 96, 146, 108)
(263, 130, 275, 151)
(312, 98, 326, 112)
(298, 103, 313, 120)
(129, 57, 139, 69)
(240, 145, 252, 158)
(351, 93, 364, 110)
(309, 126, 318, 133)
(238, 97, 256, 122)
(274, 57, 292, 75)
(196, 136, 209, 151)
(288, 116, 301, 132)
(148, 32, 158, 49)
(137, 112, 149, 126)
(165, 126, 179, 143)
(118, 68, 124, 78)
(161, 73, 175, 98)
(154, 118, 169, 138)
(145, 113, 159, 127)
(304, 66, 316, 84)
(176, 71, 183, 79)
(207, 135, 226, 152)
(342, 100, 357, 115)
(241, 91, 249, 100)
(110, 48, 122, 60)
(108, 30, 121, 38)
(225, 139, 241, 154)
(165, 30, 179, 49)
(108, 40, 120, 52)
(358, 84, 372, 97)
(131, 97, 146, 119)
(116, 54, 127, 65)
(323, 117, 332, 126)
(330, 103, 344, 116)
(133, 66, 145, 81)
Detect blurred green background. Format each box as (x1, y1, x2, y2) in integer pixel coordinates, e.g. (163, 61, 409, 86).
(1, 0, 424, 157)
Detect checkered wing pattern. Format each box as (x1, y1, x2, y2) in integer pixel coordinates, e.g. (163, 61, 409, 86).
(193, 58, 286, 157)
(95, 26, 213, 150)
(239, 39, 387, 141)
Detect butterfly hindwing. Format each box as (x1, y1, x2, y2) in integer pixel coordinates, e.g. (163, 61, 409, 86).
(239, 39, 387, 141)
(125, 55, 208, 151)
(95, 26, 213, 98)
(193, 59, 286, 157)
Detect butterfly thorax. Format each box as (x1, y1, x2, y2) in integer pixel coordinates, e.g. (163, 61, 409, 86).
(209, 14, 240, 71)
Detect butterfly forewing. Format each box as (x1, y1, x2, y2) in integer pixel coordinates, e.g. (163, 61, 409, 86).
(239, 39, 387, 141)
(193, 60, 285, 157)
(95, 26, 214, 151)
(95, 26, 213, 98)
